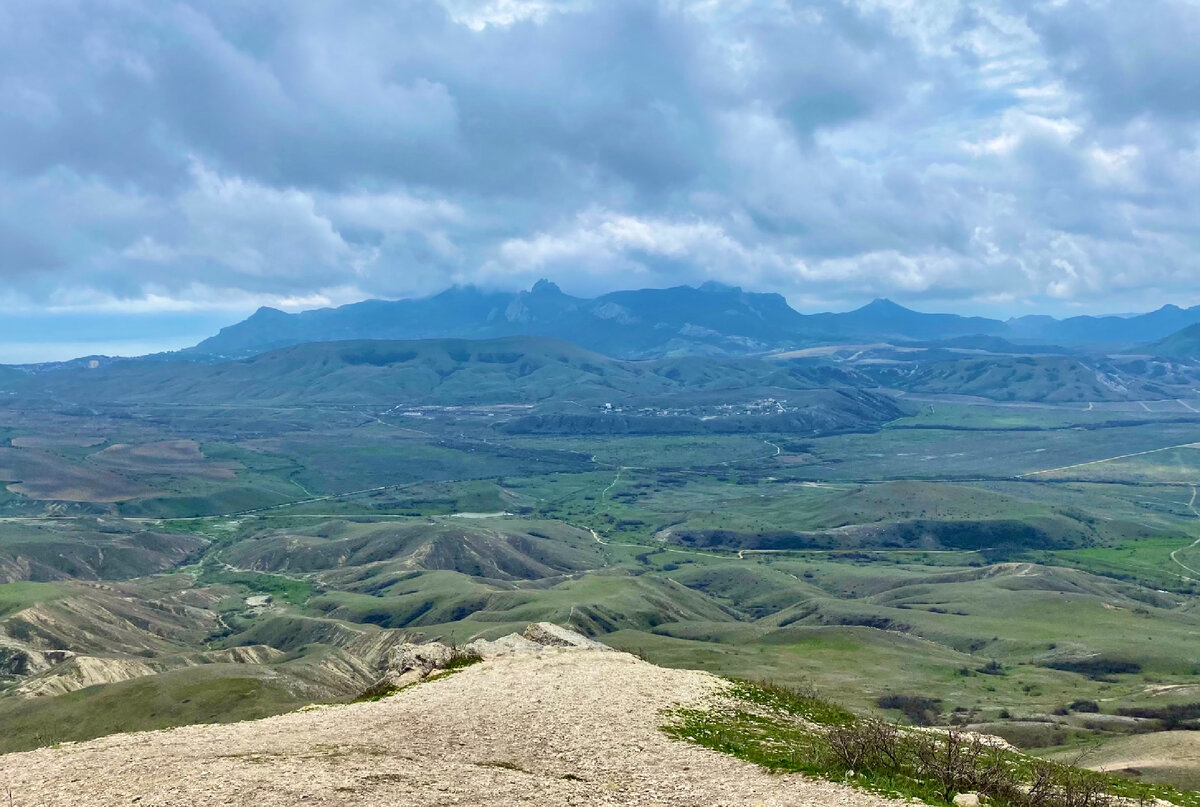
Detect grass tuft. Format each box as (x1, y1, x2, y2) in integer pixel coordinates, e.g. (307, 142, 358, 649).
(663, 678, 1200, 807)
(352, 648, 484, 702)
(724, 678, 856, 726)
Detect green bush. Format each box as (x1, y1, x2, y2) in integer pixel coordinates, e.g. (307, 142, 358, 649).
(877, 693, 944, 726)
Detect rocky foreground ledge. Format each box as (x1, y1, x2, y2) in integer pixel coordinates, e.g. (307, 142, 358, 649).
(0, 623, 904, 807)
(381, 621, 611, 688)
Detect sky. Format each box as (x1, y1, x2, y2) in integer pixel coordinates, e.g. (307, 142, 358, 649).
(2, 0, 1199, 361)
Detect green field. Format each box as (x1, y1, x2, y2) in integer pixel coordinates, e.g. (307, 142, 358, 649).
(2, 390, 1200, 790)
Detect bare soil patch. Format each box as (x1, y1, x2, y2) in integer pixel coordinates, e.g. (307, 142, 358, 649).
(0, 447, 148, 502)
(10, 436, 106, 449)
(89, 440, 240, 479)
(1050, 731, 1200, 791)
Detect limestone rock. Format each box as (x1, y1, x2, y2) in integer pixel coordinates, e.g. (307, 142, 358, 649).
(953, 792, 982, 807)
(388, 641, 456, 679)
(464, 634, 542, 658)
(521, 623, 609, 650)
(377, 624, 609, 692)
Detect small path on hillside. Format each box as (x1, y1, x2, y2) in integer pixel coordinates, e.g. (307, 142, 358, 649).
(1170, 486, 1200, 580)
(1017, 441, 1200, 478)
(600, 466, 627, 500)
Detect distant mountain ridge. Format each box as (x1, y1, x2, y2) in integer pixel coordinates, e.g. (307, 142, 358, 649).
(187, 281, 1200, 361)
(192, 281, 815, 361)
(1007, 303, 1200, 345)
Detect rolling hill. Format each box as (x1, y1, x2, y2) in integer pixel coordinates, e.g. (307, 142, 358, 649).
(1145, 322, 1200, 359)
(18, 328, 1200, 413)
(13, 336, 906, 433)
(859, 354, 1198, 402)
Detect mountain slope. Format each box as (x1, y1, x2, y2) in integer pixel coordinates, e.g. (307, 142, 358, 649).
(1145, 322, 1200, 358)
(21, 337, 906, 431)
(29, 337, 651, 405)
(862, 354, 1187, 402)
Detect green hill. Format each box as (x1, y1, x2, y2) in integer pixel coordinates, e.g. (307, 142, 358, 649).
(13, 337, 906, 434)
(1146, 323, 1200, 359)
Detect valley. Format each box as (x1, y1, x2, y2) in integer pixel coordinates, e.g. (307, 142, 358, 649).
(10, 0, 1200, 800)
(3, 334, 1200, 794)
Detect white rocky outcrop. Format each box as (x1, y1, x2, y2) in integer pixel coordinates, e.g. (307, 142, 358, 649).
(0, 640, 915, 807)
(378, 623, 609, 689)
(519, 622, 610, 650)
(16, 655, 157, 698)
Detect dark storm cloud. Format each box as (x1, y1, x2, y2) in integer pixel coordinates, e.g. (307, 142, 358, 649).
(0, 0, 1197, 336)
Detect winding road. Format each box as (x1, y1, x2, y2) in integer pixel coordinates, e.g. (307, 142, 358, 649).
(1170, 486, 1200, 580)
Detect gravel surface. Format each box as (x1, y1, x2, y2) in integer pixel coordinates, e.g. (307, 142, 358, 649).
(0, 649, 908, 806)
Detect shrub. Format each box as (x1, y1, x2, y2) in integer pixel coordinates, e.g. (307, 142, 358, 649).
(878, 694, 944, 726)
(1116, 702, 1200, 730)
(1043, 658, 1141, 681)
(798, 717, 1116, 807)
(827, 720, 908, 771)
(1025, 762, 1115, 807)
(912, 729, 1017, 804)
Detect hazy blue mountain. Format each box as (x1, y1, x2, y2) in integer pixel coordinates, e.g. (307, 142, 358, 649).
(805, 299, 1009, 341)
(191, 281, 817, 360)
(1007, 304, 1200, 345)
(189, 282, 1019, 360)
(179, 281, 1200, 362)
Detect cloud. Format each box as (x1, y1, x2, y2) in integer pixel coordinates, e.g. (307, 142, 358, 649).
(480, 208, 794, 293)
(1026, 0, 1200, 125)
(0, 0, 1198, 350)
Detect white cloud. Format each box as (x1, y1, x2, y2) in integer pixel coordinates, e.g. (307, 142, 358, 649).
(439, 0, 592, 30)
(0, 0, 1198, 336)
(482, 209, 795, 292)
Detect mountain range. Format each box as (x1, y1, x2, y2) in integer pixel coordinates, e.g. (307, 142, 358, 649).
(186, 280, 1200, 361)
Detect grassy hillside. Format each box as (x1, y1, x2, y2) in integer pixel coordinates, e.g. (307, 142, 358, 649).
(869, 356, 1176, 402)
(1147, 323, 1200, 359)
(17, 337, 900, 424)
